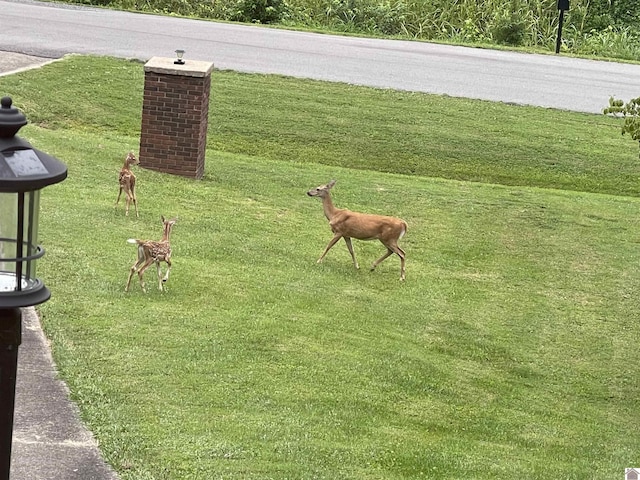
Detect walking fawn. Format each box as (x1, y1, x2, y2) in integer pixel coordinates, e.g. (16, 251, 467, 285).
(115, 151, 139, 217)
(126, 216, 178, 292)
(307, 180, 408, 281)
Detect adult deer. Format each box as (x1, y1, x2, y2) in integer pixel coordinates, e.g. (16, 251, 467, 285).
(115, 151, 139, 217)
(125, 216, 177, 292)
(307, 180, 408, 281)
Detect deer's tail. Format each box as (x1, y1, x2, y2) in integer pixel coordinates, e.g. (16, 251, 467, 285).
(400, 220, 408, 239)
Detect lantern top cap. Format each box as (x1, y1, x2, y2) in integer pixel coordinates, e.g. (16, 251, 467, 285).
(0, 97, 67, 192)
(0, 96, 28, 138)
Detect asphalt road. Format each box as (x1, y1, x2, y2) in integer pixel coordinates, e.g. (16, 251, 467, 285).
(2, 0, 640, 113)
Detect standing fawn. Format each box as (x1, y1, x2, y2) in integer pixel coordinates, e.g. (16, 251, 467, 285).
(116, 151, 140, 217)
(126, 216, 178, 292)
(307, 180, 408, 281)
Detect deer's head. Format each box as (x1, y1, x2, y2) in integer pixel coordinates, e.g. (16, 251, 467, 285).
(307, 180, 336, 198)
(126, 151, 139, 166)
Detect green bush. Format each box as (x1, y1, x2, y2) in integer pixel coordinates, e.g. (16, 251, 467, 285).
(585, 0, 640, 30)
(491, 7, 528, 45)
(569, 25, 640, 60)
(604, 96, 640, 159)
(364, 0, 408, 35)
(229, 0, 290, 23)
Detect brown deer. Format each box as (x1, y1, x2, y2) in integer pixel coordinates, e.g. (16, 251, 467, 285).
(125, 216, 178, 292)
(307, 180, 408, 281)
(115, 151, 139, 217)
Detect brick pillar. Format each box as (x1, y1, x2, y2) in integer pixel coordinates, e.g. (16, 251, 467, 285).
(139, 57, 214, 179)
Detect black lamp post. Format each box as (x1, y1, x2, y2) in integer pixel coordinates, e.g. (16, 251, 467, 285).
(556, 0, 570, 54)
(0, 96, 67, 479)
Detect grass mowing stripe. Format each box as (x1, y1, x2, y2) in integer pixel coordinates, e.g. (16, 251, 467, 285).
(1, 55, 638, 196)
(0, 56, 637, 479)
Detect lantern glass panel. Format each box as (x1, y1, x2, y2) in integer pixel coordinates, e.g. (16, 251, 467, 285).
(0, 190, 41, 293)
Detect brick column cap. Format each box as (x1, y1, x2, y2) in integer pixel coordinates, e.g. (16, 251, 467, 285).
(144, 56, 214, 78)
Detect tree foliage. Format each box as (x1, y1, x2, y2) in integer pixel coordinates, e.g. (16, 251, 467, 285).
(604, 97, 640, 159)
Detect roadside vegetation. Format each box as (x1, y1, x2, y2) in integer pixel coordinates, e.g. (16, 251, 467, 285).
(0, 55, 638, 479)
(605, 96, 640, 159)
(59, 0, 640, 60)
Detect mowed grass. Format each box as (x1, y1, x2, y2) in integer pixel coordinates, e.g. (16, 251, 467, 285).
(1, 56, 639, 479)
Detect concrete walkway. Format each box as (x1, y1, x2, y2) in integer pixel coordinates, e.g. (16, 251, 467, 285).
(11, 308, 120, 480)
(1, 51, 119, 479)
(0, 51, 60, 78)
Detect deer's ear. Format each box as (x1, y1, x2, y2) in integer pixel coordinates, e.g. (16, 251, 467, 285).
(161, 215, 166, 222)
(328, 180, 337, 188)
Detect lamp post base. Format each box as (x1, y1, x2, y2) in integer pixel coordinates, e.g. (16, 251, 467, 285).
(0, 308, 21, 480)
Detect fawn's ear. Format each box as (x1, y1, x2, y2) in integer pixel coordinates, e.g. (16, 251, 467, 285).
(327, 180, 337, 189)
(161, 215, 166, 222)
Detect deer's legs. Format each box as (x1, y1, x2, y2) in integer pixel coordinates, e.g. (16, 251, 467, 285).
(371, 248, 393, 271)
(156, 261, 164, 291)
(162, 258, 172, 284)
(126, 262, 142, 292)
(126, 254, 145, 292)
(136, 257, 155, 292)
(120, 186, 138, 217)
(151, 259, 172, 292)
(343, 237, 359, 269)
(125, 268, 135, 292)
(396, 246, 406, 281)
(149, 257, 172, 292)
(123, 187, 132, 216)
(371, 243, 406, 281)
(317, 234, 343, 264)
(115, 188, 123, 207)
(130, 185, 139, 218)
(126, 255, 154, 292)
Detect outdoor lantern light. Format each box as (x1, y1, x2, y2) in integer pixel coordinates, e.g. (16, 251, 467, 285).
(0, 96, 67, 308)
(0, 95, 67, 480)
(174, 49, 185, 65)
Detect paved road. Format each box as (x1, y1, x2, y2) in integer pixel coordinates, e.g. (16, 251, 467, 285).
(2, 0, 640, 113)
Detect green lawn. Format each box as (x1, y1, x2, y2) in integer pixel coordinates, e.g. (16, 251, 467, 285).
(1, 55, 639, 479)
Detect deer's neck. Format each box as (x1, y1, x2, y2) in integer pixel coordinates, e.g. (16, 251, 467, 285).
(161, 227, 172, 243)
(322, 194, 340, 221)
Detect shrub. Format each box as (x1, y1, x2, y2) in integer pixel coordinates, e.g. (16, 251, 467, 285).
(604, 96, 640, 159)
(230, 0, 290, 23)
(491, 7, 527, 45)
(365, 0, 408, 35)
(571, 25, 640, 60)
